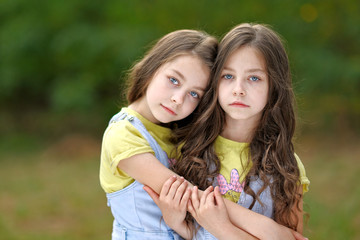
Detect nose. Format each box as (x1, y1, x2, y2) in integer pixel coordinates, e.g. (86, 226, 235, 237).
(232, 80, 246, 96)
(171, 91, 185, 105)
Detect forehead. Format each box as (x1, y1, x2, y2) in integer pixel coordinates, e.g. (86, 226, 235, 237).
(158, 54, 210, 88)
(224, 46, 267, 71)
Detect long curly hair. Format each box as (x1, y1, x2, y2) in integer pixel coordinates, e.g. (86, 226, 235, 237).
(171, 23, 302, 230)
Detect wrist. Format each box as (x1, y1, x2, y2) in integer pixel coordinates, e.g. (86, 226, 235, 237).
(214, 223, 255, 240)
(173, 221, 192, 240)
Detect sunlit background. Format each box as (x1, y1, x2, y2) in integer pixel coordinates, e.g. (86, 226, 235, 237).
(1, 0, 359, 239)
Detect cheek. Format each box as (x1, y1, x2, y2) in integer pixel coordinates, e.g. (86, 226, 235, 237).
(258, 89, 269, 109)
(187, 99, 199, 111)
(218, 84, 227, 105)
(217, 94, 227, 111)
(182, 98, 199, 114)
(146, 86, 158, 101)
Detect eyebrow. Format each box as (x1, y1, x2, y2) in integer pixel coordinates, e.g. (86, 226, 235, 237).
(222, 67, 266, 74)
(247, 68, 266, 74)
(172, 69, 206, 92)
(172, 69, 185, 80)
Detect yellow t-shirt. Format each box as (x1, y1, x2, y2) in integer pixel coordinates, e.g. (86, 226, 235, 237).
(99, 108, 173, 193)
(215, 135, 310, 203)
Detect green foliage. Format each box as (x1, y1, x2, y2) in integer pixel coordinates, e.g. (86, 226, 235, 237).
(0, 0, 359, 134)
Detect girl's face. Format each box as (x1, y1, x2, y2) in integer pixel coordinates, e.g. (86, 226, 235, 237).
(218, 46, 269, 125)
(139, 54, 210, 124)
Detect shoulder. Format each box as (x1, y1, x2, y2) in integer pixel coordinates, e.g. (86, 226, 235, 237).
(103, 119, 149, 149)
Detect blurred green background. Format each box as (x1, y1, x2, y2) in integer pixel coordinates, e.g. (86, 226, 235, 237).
(1, 0, 359, 239)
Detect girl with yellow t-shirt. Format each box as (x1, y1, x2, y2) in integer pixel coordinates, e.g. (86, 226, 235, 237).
(99, 29, 220, 239)
(145, 23, 310, 240)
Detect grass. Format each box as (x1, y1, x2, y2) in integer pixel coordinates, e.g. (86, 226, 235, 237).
(298, 135, 360, 240)
(0, 134, 113, 240)
(0, 133, 359, 240)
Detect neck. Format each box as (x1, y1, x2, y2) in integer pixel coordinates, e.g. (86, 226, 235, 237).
(221, 116, 259, 143)
(128, 97, 159, 124)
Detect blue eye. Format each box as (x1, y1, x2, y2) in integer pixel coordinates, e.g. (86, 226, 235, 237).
(224, 74, 233, 80)
(249, 76, 259, 81)
(190, 91, 199, 98)
(170, 77, 179, 85)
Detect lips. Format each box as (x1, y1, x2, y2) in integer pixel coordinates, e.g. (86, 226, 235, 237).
(229, 101, 250, 107)
(161, 104, 177, 115)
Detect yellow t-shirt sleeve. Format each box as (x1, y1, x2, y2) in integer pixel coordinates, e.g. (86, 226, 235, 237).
(295, 153, 310, 193)
(104, 121, 155, 174)
(100, 120, 155, 193)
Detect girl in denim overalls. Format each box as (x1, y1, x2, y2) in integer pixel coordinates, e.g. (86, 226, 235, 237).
(99, 29, 221, 239)
(147, 23, 310, 240)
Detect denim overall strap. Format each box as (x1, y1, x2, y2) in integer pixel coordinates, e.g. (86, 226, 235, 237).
(196, 166, 274, 239)
(106, 110, 180, 240)
(208, 157, 274, 219)
(109, 110, 168, 165)
(237, 177, 274, 218)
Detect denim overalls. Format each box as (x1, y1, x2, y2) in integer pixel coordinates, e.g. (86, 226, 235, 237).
(193, 179, 273, 240)
(238, 177, 274, 218)
(105, 110, 273, 240)
(194, 174, 274, 240)
(106, 110, 182, 240)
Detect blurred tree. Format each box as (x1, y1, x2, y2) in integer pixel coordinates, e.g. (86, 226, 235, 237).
(0, 0, 359, 137)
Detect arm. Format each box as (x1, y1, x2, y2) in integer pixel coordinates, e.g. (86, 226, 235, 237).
(121, 154, 305, 240)
(223, 190, 307, 240)
(145, 179, 257, 240)
(143, 176, 192, 239)
(119, 154, 194, 239)
(143, 174, 306, 240)
(188, 186, 258, 240)
(118, 152, 185, 194)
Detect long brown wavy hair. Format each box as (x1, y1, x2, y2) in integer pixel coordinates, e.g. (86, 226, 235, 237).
(172, 23, 302, 230)
(125, 29, 218, 128)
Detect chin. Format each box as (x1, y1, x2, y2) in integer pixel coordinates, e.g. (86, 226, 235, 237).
(156, 117, 172, 124)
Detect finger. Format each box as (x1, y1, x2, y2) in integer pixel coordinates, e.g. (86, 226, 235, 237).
(291, 230, 308, 240)
(160, 175, 177, 197)
(200, 185, 213, 206)
(143, 186, 160, 205)
(205, 191, 215, 206)
(167, 177, 184, 199)
(187, 198, 196, 217)
(191, 186, 200, 209)
(179, 187, 191, 210)
(213, 186, 224, 207)
(174, 180, 188, 204)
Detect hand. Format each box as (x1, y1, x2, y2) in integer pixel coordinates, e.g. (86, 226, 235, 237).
(188, 186, 231, 234)
(143, 176, 191, 239)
